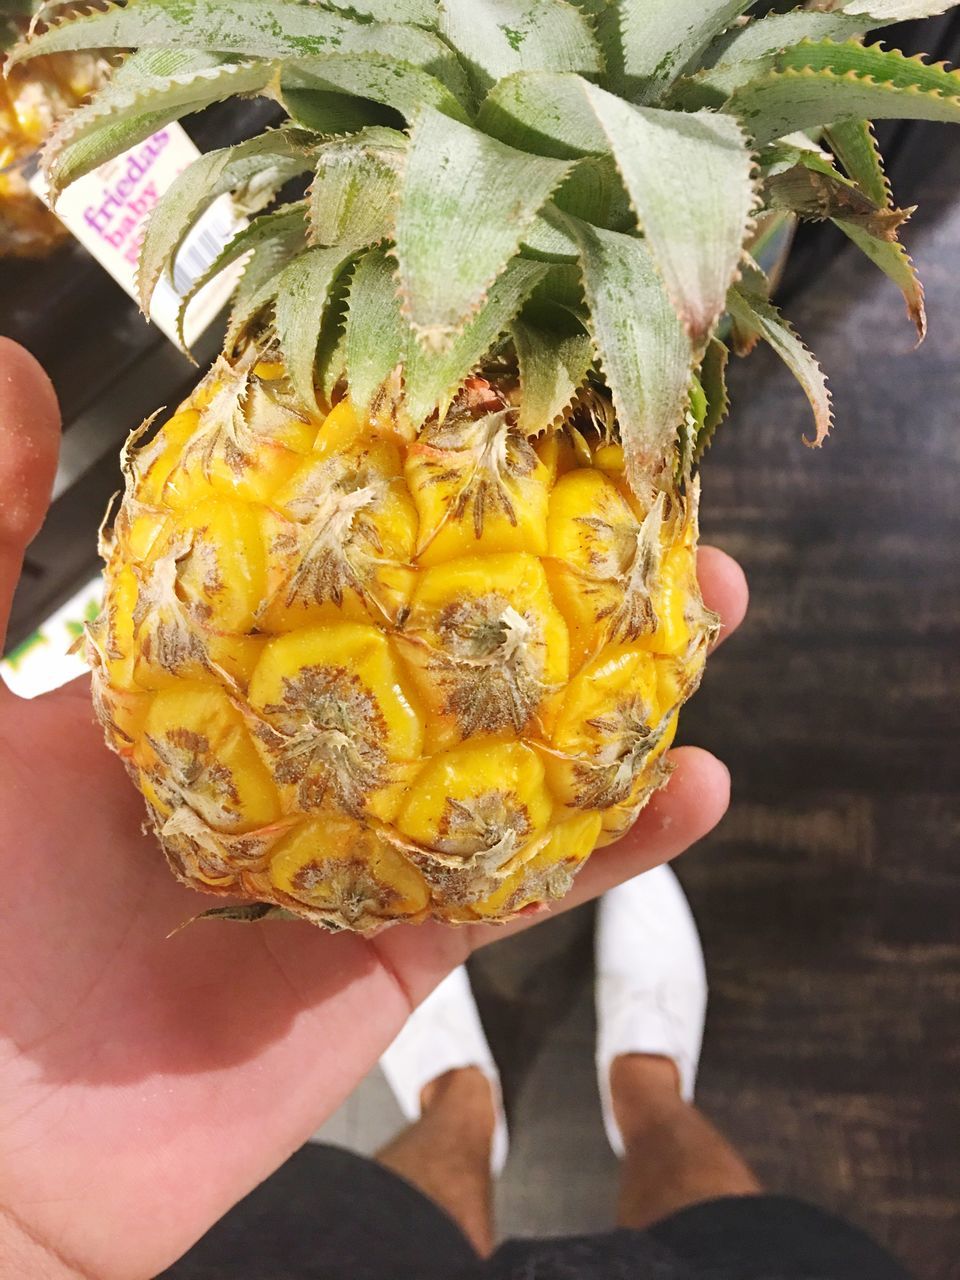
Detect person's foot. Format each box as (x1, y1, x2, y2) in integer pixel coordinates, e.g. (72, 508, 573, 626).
(595, 864, 708, 1157)
(380, 965, 509, 1174)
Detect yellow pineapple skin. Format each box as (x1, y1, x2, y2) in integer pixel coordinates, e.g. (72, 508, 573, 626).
(89, 360, 717, 931)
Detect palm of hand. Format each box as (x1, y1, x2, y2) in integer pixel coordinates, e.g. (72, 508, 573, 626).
(0, 677, 465, 1277)
(0, 340, 742, 1280)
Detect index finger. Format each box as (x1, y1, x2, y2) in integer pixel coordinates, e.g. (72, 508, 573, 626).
(698, 545, 749, 650)
(0, 339, 61, 670)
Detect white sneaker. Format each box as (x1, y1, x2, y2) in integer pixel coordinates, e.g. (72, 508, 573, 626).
(379, 965, 509, 1175)
(595, 864, 708, 1158)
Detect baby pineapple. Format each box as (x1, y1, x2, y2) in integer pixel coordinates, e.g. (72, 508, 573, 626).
(91, 362, 711, 928)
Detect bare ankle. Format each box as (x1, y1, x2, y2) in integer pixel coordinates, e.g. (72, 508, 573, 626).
(611, 1053, 685, 1146)
(611, 1058, 761, 1229)
(613, 1053, 683, 1096)
(421, 1066, 496, 1150)
(379, 1067, 497, 1256)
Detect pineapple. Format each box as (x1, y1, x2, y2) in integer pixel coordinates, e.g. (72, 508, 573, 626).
(13, 0, 960, 930)
(1, 2, 102, 256)
(88, 360, 708, 928)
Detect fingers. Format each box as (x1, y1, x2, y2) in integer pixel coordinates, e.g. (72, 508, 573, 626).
(698, 545, 748, 650)
(0, 339, 61, 657)
(469, 746, 730, 949)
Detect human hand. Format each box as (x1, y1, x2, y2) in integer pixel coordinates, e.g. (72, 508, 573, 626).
(0, 338, 747, 1280)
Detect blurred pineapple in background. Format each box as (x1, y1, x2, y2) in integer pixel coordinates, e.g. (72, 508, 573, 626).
(1, 0, 103, 255)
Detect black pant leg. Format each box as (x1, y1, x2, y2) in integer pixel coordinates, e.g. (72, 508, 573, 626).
(647, 1194, 912, 1280)
(158, 1143, 480, 1280)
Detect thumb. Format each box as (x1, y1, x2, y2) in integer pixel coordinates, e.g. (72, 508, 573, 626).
(0, 338, 61, 658)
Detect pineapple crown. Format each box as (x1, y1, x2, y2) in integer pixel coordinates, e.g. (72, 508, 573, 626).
(11, 0, 960, 486)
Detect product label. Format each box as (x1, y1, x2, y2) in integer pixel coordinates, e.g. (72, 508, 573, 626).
(30, 122, 246, 347)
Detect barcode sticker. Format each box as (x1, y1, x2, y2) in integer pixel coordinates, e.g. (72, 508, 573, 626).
(30, 122, 247, 347)
(150, 192, 245, 343)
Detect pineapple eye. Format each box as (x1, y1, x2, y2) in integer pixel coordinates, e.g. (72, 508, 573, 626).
(406, 412, 551, 565)
(170, 498, 268, 635)
(157, 379, 316, 511)
(258, 425, 418, 632)
(139, 685, 278, 825)
(397, 552, 569, 749)
(246, 624, 424, 823)
(395, 741, 554, 897)
(470, 811, 602, 920)
(267, 816, 430, 928)
(546, 645, 675, 818)
(545, 471, 670, 667)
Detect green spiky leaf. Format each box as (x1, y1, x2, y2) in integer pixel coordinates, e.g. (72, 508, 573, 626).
(11, 0, 457, 68)
(477, 70, 608, 157)
(572, 218, 693, 485)
(343, 248, 549, 424)
(308, 127, 406, 249)
(552, 155, 634, 231)
(485, 75, 757, 343)
(842, 0, 956, 14)
(824, 118, 892, 208)
(612, 0, 754, 102)
(438, 0, 602, 96)
(138, 129, 314, 314)
(274, 245, 358, 409)
(280, 89, 396, 135)
(42, 52, 275, 196)
(511, 314, 594, 435)
(394, 106, 571, 345)
(726, 287, 832, 446)
(316, 0, 439, 24)
(281, 52, 472, 119)
(705, 1, 958, 69)
(317, 292, 352, 405)
(226, 228, 308, 352)
(178, 203, 309, 348)
(342, 246, 406, 417)
(581, 84, 756, 343)
(403, 257, 548, 423)
(526, 262, 584, 312)
(780, 38, 960, 93)
(694, 337, 731, 461)
(835, 220, 926, 341)
(730, 42, 960, 146)
(519, 204, 582, 263)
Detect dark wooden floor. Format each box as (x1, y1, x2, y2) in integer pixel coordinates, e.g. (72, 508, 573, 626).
(701, 248, 958, 1274)
(686, 130, 960, 1278)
